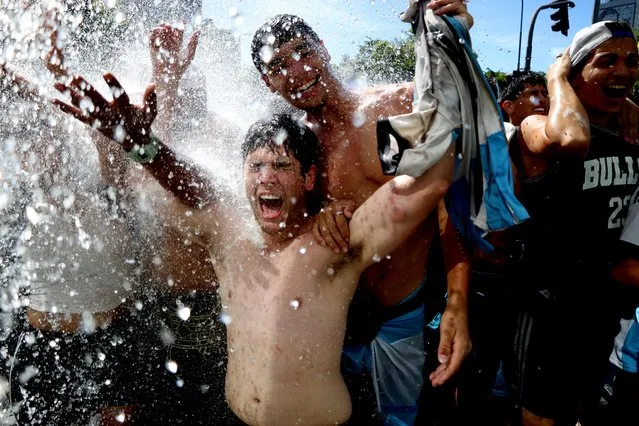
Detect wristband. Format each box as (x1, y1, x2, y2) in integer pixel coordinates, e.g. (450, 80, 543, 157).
(127, 134, 160, 164)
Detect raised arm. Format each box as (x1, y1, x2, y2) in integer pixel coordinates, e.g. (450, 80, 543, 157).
(148, 23, 199, 141)
(520, 51, 590, 156)
(349, 145, 454, 270)
(53, 73, 212, 208)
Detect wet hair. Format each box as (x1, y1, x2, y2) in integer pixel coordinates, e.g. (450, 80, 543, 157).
(242, 114, 322, 214)
(251, 14, 321, 74)
(499, 72, 547, 103)
(242, 114, 320, 175)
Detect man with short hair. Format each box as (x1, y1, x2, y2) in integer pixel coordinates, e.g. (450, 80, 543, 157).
(500, 72, 549, 127)
(250, 2, 473, 423)
(53, 56, 456, 424)
(457, 71, 550, 425)
(514, 21, 639, 426)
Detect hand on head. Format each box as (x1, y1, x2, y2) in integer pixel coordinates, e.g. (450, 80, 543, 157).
(53, 74, 157, 151)
(547, 49, 572, 82)
(149, 23, 199, 88)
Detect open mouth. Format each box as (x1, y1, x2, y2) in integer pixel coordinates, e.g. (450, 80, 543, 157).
(603, 84, 629, 99)
(295, 76, 321, 94)
(259, 194, 284, 219)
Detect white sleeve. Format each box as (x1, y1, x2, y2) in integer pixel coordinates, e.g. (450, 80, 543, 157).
(621, 186, 639, 247)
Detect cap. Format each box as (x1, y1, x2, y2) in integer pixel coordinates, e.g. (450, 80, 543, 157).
(569, 21, 636, 67)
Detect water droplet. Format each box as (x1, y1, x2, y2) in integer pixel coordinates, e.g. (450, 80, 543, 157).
(279, 221, 286, 229)
(97, 352, 106, 361)
(115, 412, 126, 423)
(26, 206, 40, 225)
(18, 366, 39, 384)
(177, 306, 191, 321)
(63, 194, 75, 209)
(458, 38, 466, 45)
(352, 110, 366, 128)
(275, 129, 288, 145)
(113, 125, 126, 143)
(176, 379, 184, 387)
(372, 254, 381, 262)
(115, 12, 125, 24)
(267, 34, 276, 44)
(135, 301, 143, 310)
(220, 313, 232, 325)
(260, 45, 274, 64)
(299, 247, 306, 255)
(166, 360, 178, 374)
(292, 52, 301, 61)
(327, 267, 335, 275)
(289, 298, 302, 310)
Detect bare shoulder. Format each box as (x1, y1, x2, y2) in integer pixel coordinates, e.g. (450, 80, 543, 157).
(360, 81, 414, 117)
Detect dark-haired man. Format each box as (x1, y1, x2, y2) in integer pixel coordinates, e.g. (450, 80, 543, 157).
(514, 21, 639, 426)
(500, 72, 549, 127)
(53, 58, 456, 424)
(456, 71, 550, 425)
(250, 2, 473, 423)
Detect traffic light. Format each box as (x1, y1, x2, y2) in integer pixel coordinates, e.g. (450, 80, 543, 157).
(550, 1, 571, 36)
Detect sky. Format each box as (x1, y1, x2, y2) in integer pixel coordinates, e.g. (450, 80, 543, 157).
(201, 0, 598, 74)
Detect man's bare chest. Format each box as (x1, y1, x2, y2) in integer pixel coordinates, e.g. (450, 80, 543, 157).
(319, 130, 384, 203)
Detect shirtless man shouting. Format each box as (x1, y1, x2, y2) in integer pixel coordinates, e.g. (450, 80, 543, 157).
(53, 70, 454, 425)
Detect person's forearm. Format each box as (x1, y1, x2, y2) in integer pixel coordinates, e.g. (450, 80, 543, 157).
(438, 201, 470, 303)
(152, 83, 180, 141)
(544, 75, 590, 155)
(133, 136, 213, 208)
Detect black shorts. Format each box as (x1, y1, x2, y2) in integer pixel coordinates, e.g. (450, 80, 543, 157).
(130, 289, 242, 425)
(7, 308, 138, 426)
(513, 290, 621, 424)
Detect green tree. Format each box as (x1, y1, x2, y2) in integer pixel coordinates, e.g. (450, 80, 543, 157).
(337, 34, 415, 84)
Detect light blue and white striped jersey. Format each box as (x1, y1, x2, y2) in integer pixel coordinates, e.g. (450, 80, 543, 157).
(610, 187, 639, 372)
(610, 307, 639, 373)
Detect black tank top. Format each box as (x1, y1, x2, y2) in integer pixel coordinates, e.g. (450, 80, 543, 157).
(513, 126, 639, 295)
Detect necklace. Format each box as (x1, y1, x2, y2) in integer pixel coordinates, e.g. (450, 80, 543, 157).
(591, 123, 620, 138)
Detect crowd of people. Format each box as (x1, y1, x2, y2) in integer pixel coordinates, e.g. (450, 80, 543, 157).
(0, 0, 638, 425)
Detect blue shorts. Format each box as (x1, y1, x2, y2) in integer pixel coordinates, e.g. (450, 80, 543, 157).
(343, 285, 440, 426)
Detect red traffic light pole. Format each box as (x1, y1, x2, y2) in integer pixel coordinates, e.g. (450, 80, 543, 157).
(524, 0, 575, 71)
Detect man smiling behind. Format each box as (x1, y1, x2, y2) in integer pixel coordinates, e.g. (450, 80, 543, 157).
(250, 1, 473, 423)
